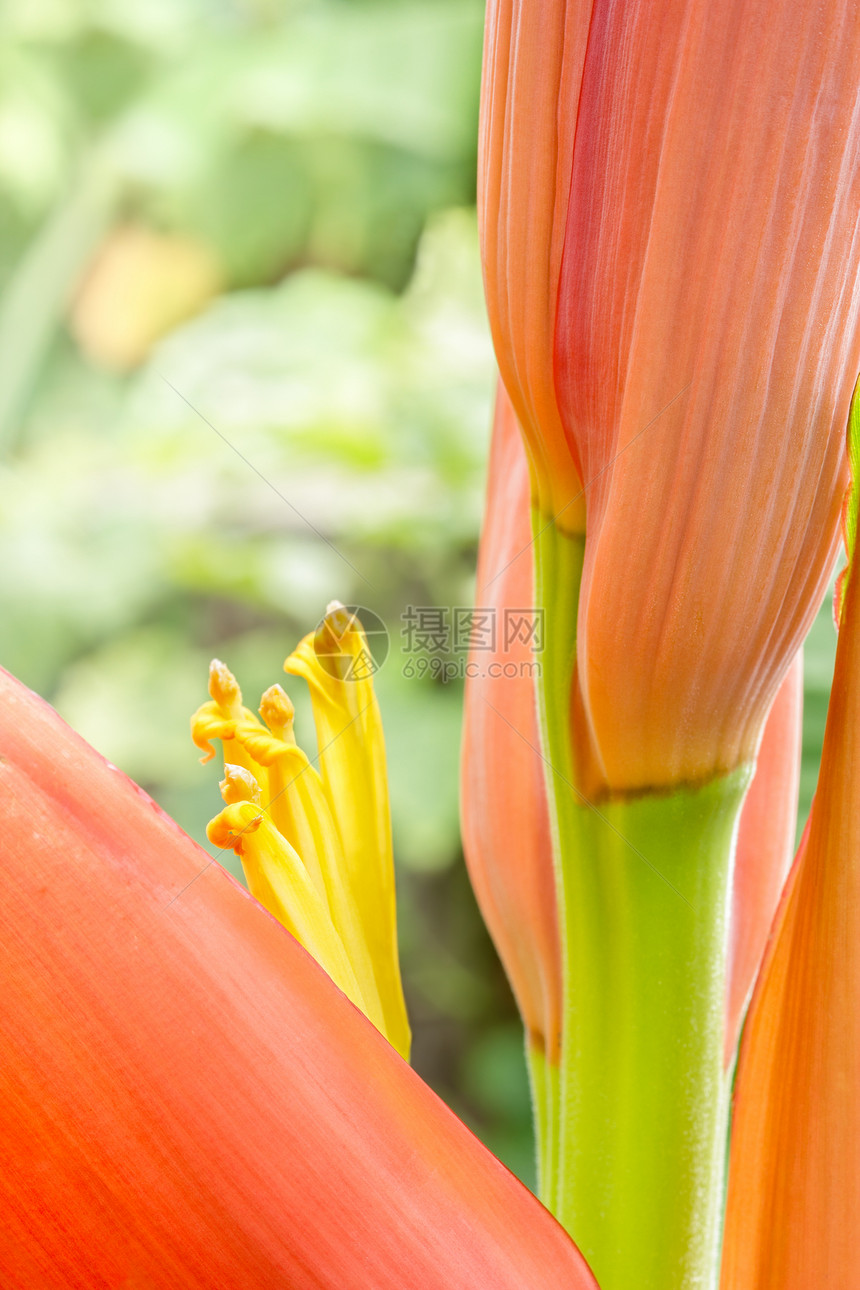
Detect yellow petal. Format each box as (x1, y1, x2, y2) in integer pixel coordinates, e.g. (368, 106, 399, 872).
(285, 606, 410, 1059)
(229, 694, 391, 1038)
(195, 627, 409, 1058)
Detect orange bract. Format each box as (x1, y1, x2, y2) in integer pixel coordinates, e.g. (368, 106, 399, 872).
(463, 389, 805, 1076)
(461, 384, 561, 1060)
(480, 0, 860, 791)
(720, 560, 860, 1288)
(478, 2, 588, 527)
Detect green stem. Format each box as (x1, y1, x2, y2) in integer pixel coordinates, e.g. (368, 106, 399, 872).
(533, 515, 751, 1290)
(530, 512, 582, 1215)
(526, 1041, 551, 1196)
(525, 1041, 559, 1205)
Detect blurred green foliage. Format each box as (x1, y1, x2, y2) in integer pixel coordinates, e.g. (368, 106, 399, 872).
(0, 0, 841, 1200)
(0, 0, 536, 1187)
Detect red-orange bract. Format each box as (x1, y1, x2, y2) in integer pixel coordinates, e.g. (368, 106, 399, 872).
(720, 537, 860, 1286)
(0, 667, 597, 1290)
(462, 385, 805, 1073)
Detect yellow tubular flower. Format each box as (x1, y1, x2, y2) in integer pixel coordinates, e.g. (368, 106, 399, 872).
(207, 790, 366, 1017)
(285, 604, 410, 1060)
(194, 610, 410, 1060)
(190, 659, 270, 795)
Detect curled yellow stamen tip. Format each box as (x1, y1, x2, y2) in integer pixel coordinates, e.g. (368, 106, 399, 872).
(208, 658, 243, 715)
(259, 684, 295, 739)
(207, 801, 263, 854)
(190, 703, 238, 764)
(220, 763, 261, 806)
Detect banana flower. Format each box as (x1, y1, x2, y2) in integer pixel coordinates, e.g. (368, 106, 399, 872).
(463, 384, 804, 1178)
(477, 3, 859, 1282)
(480, 0, 860, 791)
(0, 662, 598, 1289)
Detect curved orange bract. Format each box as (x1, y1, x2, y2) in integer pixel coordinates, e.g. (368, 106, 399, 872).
(721, 554, 860, 1288)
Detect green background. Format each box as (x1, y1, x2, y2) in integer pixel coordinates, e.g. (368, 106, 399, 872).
(0, 0, 838, 1192)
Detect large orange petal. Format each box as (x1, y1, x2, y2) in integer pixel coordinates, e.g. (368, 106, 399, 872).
(553, 0, 860, 789)
(725, 650, 802, 1064)
(0, 667, 597, 1290)
(720, 553, 860, 1285)
(461, 381, 561, 1060)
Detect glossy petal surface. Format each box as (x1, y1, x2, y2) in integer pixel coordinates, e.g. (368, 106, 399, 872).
(0, 667, 597, 1290)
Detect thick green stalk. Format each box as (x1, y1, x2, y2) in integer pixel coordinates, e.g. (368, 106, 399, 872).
(533, 514, 750, 1290)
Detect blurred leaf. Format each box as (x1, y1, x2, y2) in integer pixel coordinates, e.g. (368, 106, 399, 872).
(229, 4, 483, 160)
(379, 658, 463, 872)
(53, 625, 211, 788)
(0, 0, 533, 1187)
(71, 224, 222, 369)
(461, 1024, 532, 1122)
